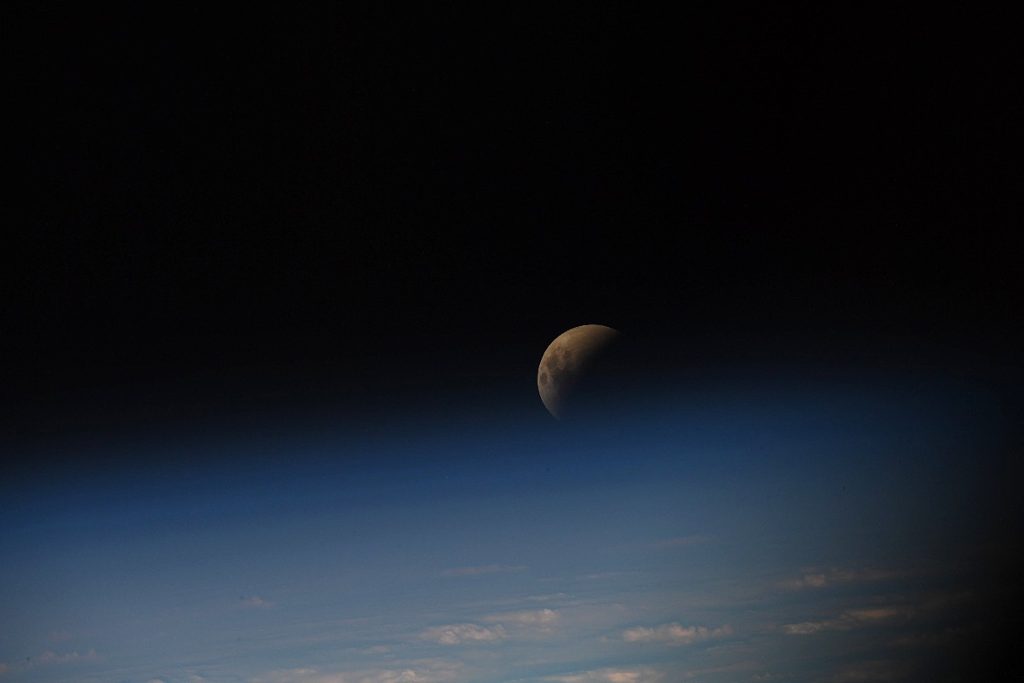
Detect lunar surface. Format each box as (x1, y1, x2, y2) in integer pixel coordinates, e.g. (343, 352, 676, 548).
(537, 324, 620, 419)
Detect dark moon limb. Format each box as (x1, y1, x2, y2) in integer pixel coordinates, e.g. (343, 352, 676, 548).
(537, 324, 619, 418)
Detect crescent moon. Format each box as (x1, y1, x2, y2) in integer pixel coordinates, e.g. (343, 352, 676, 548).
(537, 324, 620, 419)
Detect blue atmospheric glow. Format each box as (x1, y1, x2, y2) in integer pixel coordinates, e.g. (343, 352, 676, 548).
(0, 380, 1007, 682)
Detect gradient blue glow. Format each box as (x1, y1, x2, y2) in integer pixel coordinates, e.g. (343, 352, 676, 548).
(0, 378, 1006, 682)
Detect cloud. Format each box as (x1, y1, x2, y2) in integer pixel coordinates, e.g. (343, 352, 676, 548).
(253, 670, 345, 683)
(240, 595, 272, 607)
(418, 609, 561, 646)
(787, 572, 828, 589)
(780, 568, 902, 590)
(419, 623, 506, 645)
(32, 649, 101, 665)
(0, 663, 8, 676)
(845, 607, 908, 621)
(147, 674, 205, 683)
(483, 608, 559, 627)
(781, 621, 832, 635)
(252, 661, 461, 683)
(542, 668, 664, 683)
(783, 606, 912, 635)
(440, 564, 526, 577)
(621, 622, 733, 646)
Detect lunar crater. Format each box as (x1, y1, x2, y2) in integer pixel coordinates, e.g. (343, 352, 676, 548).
(537, 324, 619, 419)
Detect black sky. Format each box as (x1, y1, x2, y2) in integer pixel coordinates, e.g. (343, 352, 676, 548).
(5, 6, 1021, 444)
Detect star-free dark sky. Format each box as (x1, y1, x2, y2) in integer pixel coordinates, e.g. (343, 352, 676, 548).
(7, 5, 1019, 442)
(3, 7, 1022, 682)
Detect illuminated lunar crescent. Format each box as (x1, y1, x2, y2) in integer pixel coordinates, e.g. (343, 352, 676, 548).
(537, 324, 620, 419)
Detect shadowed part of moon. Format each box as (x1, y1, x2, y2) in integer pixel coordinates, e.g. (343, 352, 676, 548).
(537, 324, 620, 419)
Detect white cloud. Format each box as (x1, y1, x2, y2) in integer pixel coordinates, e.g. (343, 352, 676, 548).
(252, 669, 346, 683)
(419, 623, 506, 645)
(146, 673, 205, 683)
(780, 567, 901, 590)
(621, 622, 732, 646)
(440, 564, 526, 577)
(240, 595, 272, 607)
(845, 607, 909, 621)
(252, 661, 461, 683)
(782, 621, 832, 635)
(542, 668, 664, 683)
(789, 572, 828, 589)
(783, 605, 912, 635)
(483, 608, 559, 627)
(526, 593, 569, 602)
(33, 649, 101, 665)
(418, 609, 557, 646)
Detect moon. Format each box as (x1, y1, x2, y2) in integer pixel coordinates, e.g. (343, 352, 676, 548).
(537, 324, 620, 419)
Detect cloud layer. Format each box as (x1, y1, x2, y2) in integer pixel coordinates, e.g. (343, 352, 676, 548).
(783, 606, 912, 635)
(542, 668, 664, 683)
(440, 564, 526, 577)
(621, 623, 733, 646)
(252, 660, 461, 683)
(420, 623, 506, 645)
(483, 608, 559, 626)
